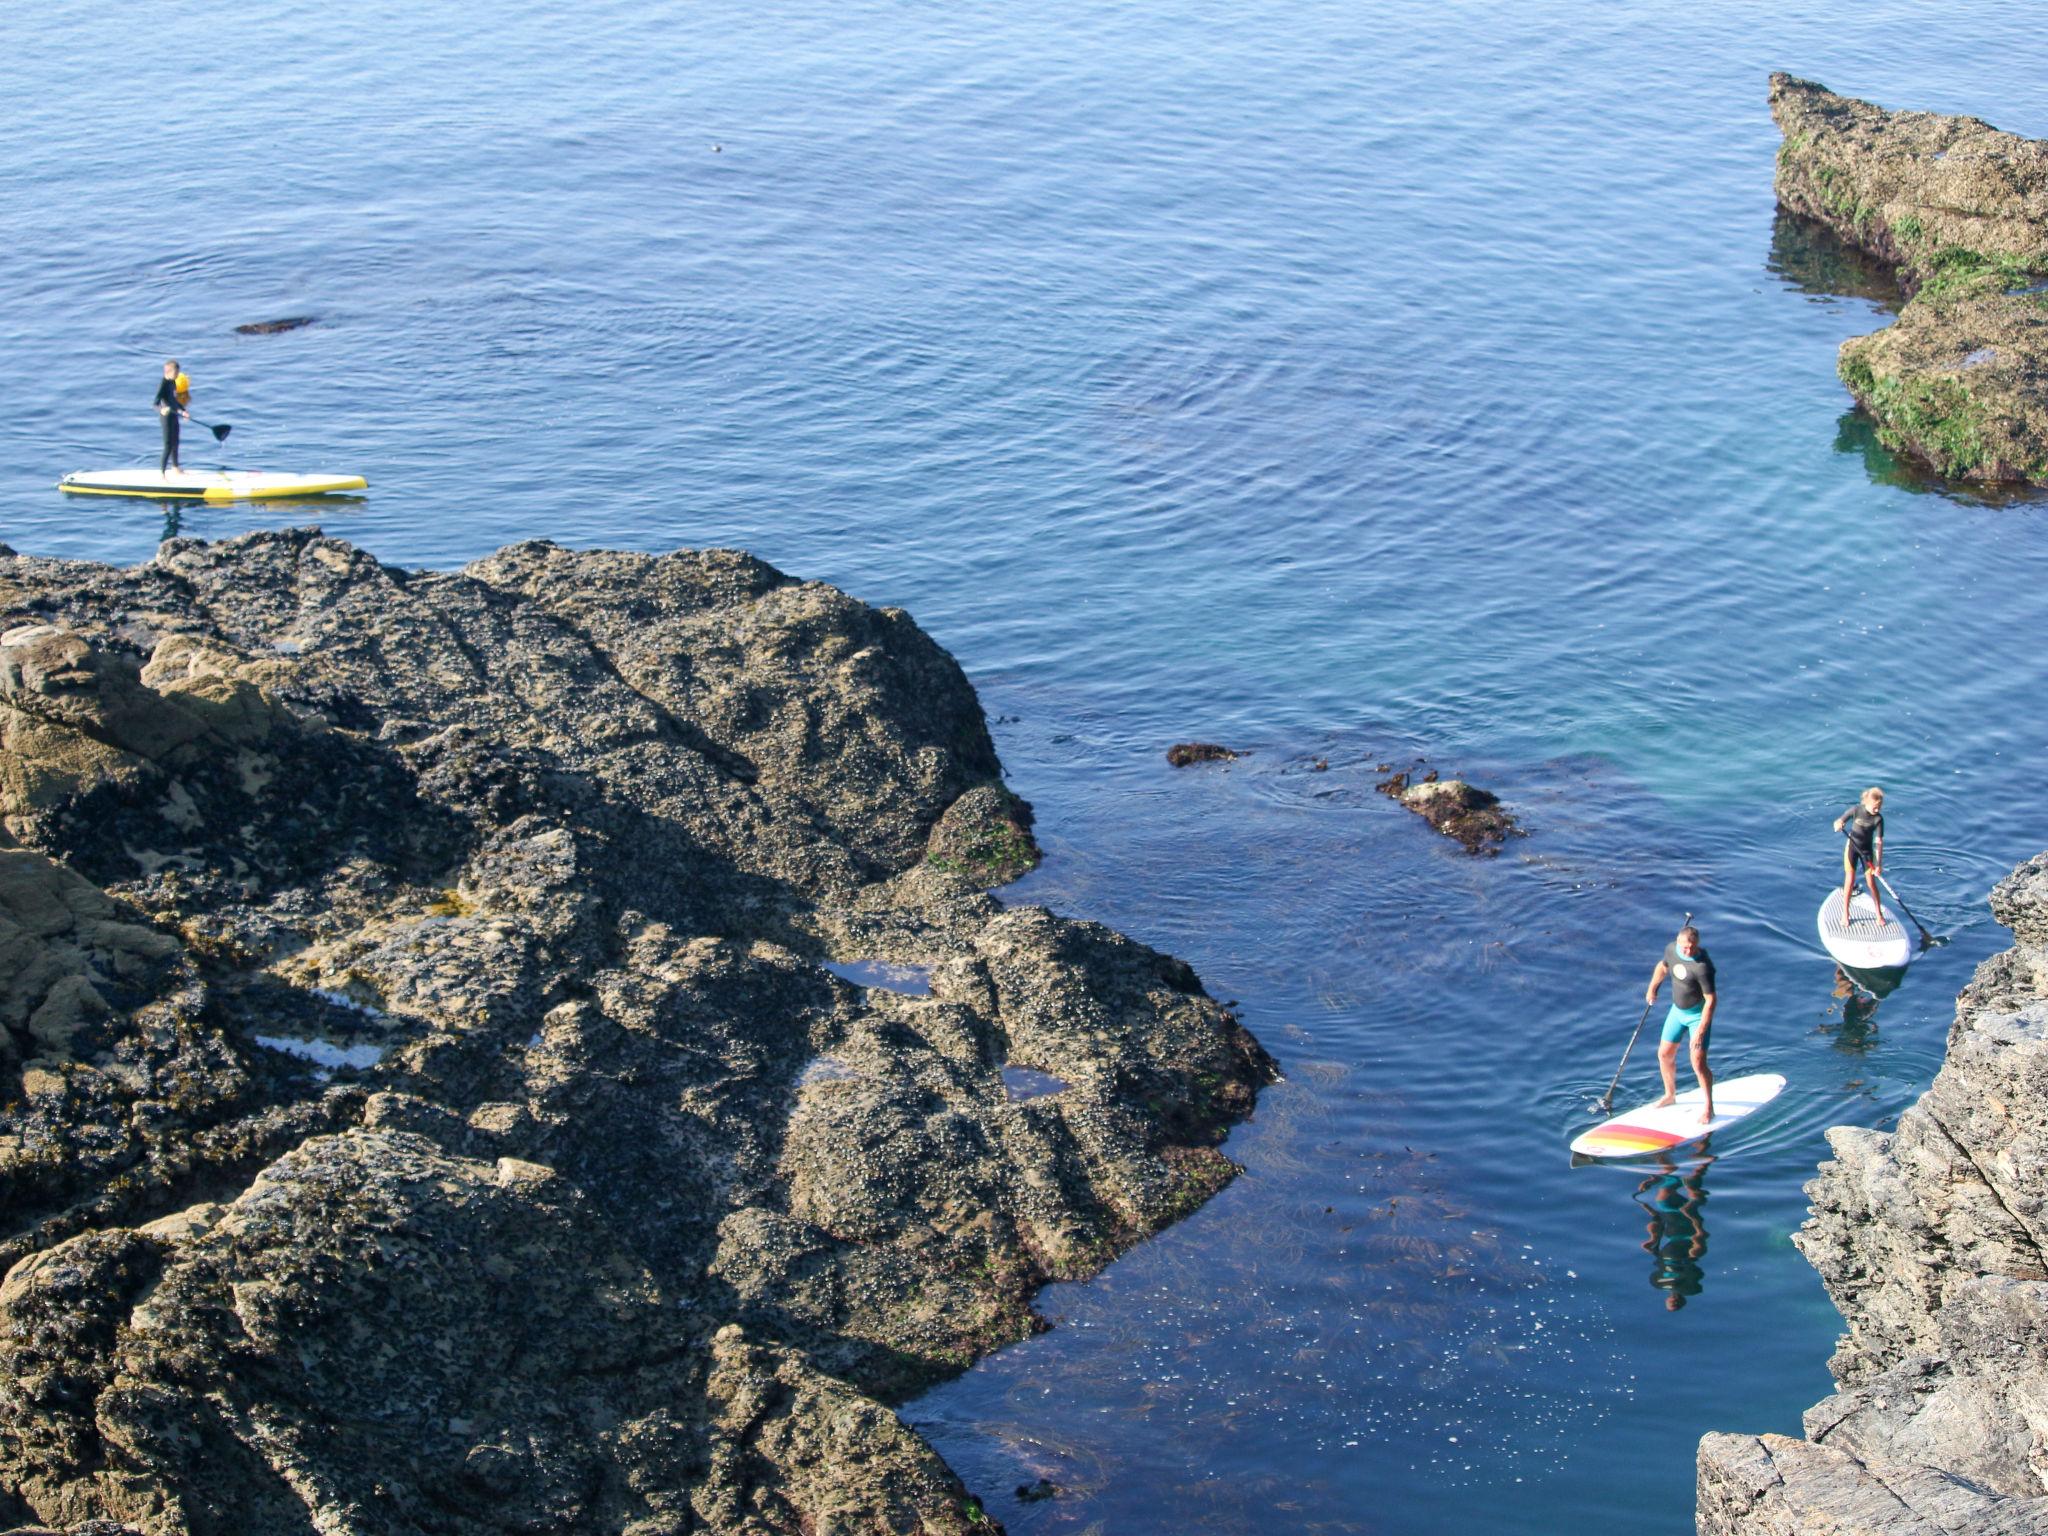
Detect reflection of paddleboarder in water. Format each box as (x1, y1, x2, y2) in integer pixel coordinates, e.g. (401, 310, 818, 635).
(1644, 924, 1715, 1124)
(1635, 1161, 1709, 1310)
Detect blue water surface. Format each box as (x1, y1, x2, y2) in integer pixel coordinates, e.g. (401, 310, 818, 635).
(4, 2, 2048, 1531)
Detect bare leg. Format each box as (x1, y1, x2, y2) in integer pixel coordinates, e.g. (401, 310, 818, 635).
(1691, 1041, 1714, 1124)
(1842, 853, 1856, 923)
(1655, 1039, 1678, 1107)
(1867, 868, 1887, 927)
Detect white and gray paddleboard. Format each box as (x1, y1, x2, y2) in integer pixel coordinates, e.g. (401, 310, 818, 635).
(1571, 1071, 1787, 1161)
(1816, 889, 1918, 971)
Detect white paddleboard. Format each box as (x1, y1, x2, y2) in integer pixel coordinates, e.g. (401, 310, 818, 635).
(1571, 1072, 1787, 1161)
(59, 468, 367, 502)
(1816, 888, 1918, 970)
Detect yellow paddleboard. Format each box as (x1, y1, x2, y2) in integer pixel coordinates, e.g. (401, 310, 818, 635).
(60, 467, 367, 501)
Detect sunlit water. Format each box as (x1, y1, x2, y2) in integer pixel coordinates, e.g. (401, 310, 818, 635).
(4, 2, 2047, 1531)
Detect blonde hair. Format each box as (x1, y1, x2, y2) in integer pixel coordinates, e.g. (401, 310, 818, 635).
(1863, 786, 1884, 805)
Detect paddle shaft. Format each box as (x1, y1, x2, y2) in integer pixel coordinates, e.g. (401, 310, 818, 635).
(1595, 909, 1692, 1113)
(1875, 870, 1935, 945)
(1594, 1002, 1653, 1114)
(163, 405, 231, 442)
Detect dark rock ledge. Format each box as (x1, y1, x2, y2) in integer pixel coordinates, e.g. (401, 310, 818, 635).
(0, 529, 1275, 1536)
(1698, 851, 2048, 1535)
(1771, 74, 2048, 485)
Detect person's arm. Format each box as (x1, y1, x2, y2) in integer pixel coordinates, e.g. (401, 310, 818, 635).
(1697, 987, 1715, 1033)
(1872, 821, 1883, 874)
(1833, 804, 1852, 833)
(1645, 959, 1668, 1005)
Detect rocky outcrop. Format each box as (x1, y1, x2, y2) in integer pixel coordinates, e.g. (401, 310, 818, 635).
(1770, 74, 2048, 484)
(1374, 765, 1519, 855)
(1698, 851, 2048, 1534)
(0, 530, 1275, 1535)
(1165, 742, 1241, 767)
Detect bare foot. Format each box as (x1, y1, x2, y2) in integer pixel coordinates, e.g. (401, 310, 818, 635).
(1653, 1093, 1676, 1108)
(1699, 1106, 1715, 1125)
(1876, 910, 1889, 927)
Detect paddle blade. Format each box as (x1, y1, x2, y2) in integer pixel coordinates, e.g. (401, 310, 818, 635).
(210, 423, 232, 442)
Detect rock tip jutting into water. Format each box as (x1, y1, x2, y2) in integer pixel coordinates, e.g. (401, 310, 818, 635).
(0, 528, 1275, 1535)
(1769, 73, 2048, 486)
(1697, 848, 2048, 1535)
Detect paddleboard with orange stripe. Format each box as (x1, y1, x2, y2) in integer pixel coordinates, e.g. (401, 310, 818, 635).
(1570, 1072, 1786, 1162)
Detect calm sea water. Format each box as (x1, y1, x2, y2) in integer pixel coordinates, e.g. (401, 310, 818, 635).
(5, 3, 2047, 1531)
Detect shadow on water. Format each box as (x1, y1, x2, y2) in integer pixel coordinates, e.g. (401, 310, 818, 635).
(1632, 1159, 1710, 1312)
(1832, 411, 2047, 507)
(109, 494, 371, 550)
(1765, 209, 1900, 309)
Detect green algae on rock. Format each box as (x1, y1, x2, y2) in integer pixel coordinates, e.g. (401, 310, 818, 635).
(0, 530, 1276, 1536)
(1770, 73, 2048, 485)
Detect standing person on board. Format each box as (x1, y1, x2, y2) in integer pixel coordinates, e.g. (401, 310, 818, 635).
(1833, 786, 1887, 927)
(154, 360, 188, 474)
(1644, 924, 1715, 1124)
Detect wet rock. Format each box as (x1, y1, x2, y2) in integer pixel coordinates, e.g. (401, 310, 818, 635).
(1770, 74, 2048, 484)
(924, 783, 1039, 885)
(232, 316, 316, 335)
(1698, 849, 2048, 1533)
(1016, 1477, 1061, 1502)
(1375, 766, 1519, 855)
(0, 531, 1270, 1533)
(1165, 741, 1241, 766)
(1697, 1433, 2048, 1536)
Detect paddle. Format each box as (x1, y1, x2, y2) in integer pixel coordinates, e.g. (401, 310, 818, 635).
(186, 416, 232, 442)
(1875, 870, 1937, 949)
(1593, 910, 1691, 1114)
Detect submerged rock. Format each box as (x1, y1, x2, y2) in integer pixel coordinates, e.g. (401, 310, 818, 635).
(1770, 74, 2048, 484)
(0, 530, 1275, 1534)
(1166, 741, 1241, 766)
(1376, 766, 1519, 855)
(232, 316, 317, 335)
(1698, 850, 2048, 1534)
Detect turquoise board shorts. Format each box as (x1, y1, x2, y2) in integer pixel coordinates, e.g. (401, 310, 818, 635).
(1661, 1004, 1705, 1044)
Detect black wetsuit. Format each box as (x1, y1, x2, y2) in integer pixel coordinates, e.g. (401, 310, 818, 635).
(155, 376, 181, 471)
(1842, 805, 1884, 876)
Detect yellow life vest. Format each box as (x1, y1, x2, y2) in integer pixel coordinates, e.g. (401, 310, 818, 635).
(174, 372, 191, 406)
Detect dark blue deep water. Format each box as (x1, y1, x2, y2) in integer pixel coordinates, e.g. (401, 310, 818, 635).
(5, 3, 2048, 1531)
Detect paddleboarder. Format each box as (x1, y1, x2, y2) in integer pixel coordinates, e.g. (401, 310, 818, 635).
(154, 360, 188, 475)
(1833, 786, 1887, 927)
(1644, 924, 1715, 1124)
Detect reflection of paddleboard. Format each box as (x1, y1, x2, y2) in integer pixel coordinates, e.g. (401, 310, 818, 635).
(1571, 1072, 1787, 1161)
(1816, 889, 1918, 971)
(59, 468, 367, 501)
